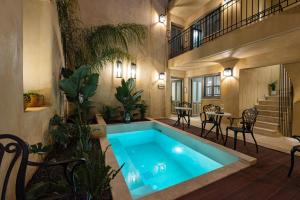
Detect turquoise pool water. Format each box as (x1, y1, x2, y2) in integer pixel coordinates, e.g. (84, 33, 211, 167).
(108, 126, 238, 199)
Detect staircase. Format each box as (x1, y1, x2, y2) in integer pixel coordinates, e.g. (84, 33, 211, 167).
(254, 95, 281, 137)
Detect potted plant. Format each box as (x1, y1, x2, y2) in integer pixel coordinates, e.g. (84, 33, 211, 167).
(269, 81, 277, 96)
(137, 100, 148, 120)
(115, 78, 143, 123)
(26, 92, 45, 107)
(23, 93, 31, 111)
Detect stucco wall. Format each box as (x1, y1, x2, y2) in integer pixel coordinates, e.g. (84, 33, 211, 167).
(0, 0, 63, 198)
(78, 0, 168, 118)
(239, 65, 280, 113)
(284, 62, 300, 135)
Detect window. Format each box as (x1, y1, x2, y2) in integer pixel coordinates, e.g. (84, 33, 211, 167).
(204, 74, 221, 97)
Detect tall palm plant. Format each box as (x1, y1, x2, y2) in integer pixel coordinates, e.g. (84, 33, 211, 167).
(56, 0, 147, 71)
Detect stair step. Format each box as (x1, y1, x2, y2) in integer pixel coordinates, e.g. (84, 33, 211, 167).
(265, 96, 279, 101)
(256, 115, 279, 123)
(258, 110, 279, 117)
(255, 105, 279, 111)
(258, 100, 279, 106)
(254, 127, 281, 137)
(255, 121, 279, 130)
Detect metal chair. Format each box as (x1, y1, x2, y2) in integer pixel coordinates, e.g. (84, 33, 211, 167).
(224, 107, 259, 153)
(288, 136, 300, 177)
(0, 134, 86, 200)
(200, 104, 221, 136)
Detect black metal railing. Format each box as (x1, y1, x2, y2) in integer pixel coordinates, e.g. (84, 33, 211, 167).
(169, 0, 300, 58)
(279, 65, 293, 137)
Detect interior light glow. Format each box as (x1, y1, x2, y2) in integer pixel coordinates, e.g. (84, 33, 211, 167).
(116, 61, 123, 78)
(224, 68, 233, 77)
(129, 63, 137, 79)
(159, 14, 166, 23)
(159, 72, 165, 80)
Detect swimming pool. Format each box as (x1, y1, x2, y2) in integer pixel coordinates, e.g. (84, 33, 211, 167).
(107, 121, 249, 199)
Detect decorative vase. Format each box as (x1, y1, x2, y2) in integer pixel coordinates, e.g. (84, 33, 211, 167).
(271, 90, 277, 96)
(124, 112, 131, 123)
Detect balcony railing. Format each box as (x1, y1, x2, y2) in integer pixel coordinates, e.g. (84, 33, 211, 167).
(169, 0, 300, 59)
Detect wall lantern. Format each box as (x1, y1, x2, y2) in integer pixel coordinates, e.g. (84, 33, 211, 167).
(224, 68, 233, 77)
(159, 14, 166, 23)
(116, 61, 123, 78)
(159, 72, 166, 80)
(129, 63, 137, 79)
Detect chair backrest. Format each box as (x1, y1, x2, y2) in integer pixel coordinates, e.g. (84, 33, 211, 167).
(202, 104, 221, 121)
(0, 134, 29, 200)
(242, 107, 259, 131)
(203, 104, 221, 113)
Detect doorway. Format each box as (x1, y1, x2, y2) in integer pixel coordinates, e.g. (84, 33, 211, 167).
(171, 78, 183, 114)
(191, 77, 202, 116)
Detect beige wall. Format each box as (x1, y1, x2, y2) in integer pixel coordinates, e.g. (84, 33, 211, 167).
(284, 62, 300, 135)
(0, 0, 63, 198)
(239, 65, 280, 113)
(79, 0, 168, 118)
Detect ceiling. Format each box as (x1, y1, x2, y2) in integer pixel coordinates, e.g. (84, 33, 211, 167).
(169, 0, 211, 20)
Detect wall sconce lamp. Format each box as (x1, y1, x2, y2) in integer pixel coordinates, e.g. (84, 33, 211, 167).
(224, 68, 233, 77)
(159, 72, 166, 80)
(116, 61, 123, 78)
(159, 14, 166, 23)
(129, 63, 137, 79)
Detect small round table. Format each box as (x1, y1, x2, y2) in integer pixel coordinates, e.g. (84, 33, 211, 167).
(174, 107, 192, 130)
(204, 112, 231, 141)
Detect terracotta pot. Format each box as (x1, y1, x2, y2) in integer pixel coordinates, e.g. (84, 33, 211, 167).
(28, 94, 39, 107)
(37, 95, 44, 106)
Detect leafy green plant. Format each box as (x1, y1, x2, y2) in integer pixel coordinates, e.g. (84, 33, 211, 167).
(56, 0, 147, 71)
(26, 180, 70, 200)
(115, 78, 143, 122)
(48, 115, 73, 150)
(75, 143, 124, 199)
(29, 143, 52, 155)
(102, 105, 120, 123)
(137, 100, 148, 120)
(60, 65, 99, 123)
(269, 81, 277, 91)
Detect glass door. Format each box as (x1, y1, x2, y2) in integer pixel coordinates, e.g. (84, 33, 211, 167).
(191, 77, 203, 116)
(171, 79, 183, 114)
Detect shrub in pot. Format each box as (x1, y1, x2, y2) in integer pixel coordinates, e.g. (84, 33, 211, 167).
(115, 78, 143, 123)
(269, 81, 277, 96)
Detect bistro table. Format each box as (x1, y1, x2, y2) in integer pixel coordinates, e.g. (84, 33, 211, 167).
(174, 106, 192, 130)
(204, 112, 231, 141)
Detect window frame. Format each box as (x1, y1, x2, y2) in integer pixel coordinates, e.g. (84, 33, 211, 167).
(203, 73, 221, 98)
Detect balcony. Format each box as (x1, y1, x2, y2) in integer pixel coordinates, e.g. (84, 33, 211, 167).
(169, 0, 300, 61)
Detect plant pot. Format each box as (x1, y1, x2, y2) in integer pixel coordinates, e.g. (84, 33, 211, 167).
(28, 94, 39, 107)
(271, 90, 277, 96)
(124, 112, 131, 123)
(37, 95, 44, 106)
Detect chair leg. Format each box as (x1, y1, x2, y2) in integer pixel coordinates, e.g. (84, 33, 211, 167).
(201, 122, 205, 137)
(224, 128, 229, 146)
(242, 133, 246, 146)
(288, 147, 296, 177)
(250, 132, 259, 153)
(234, 131, 238, 150)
